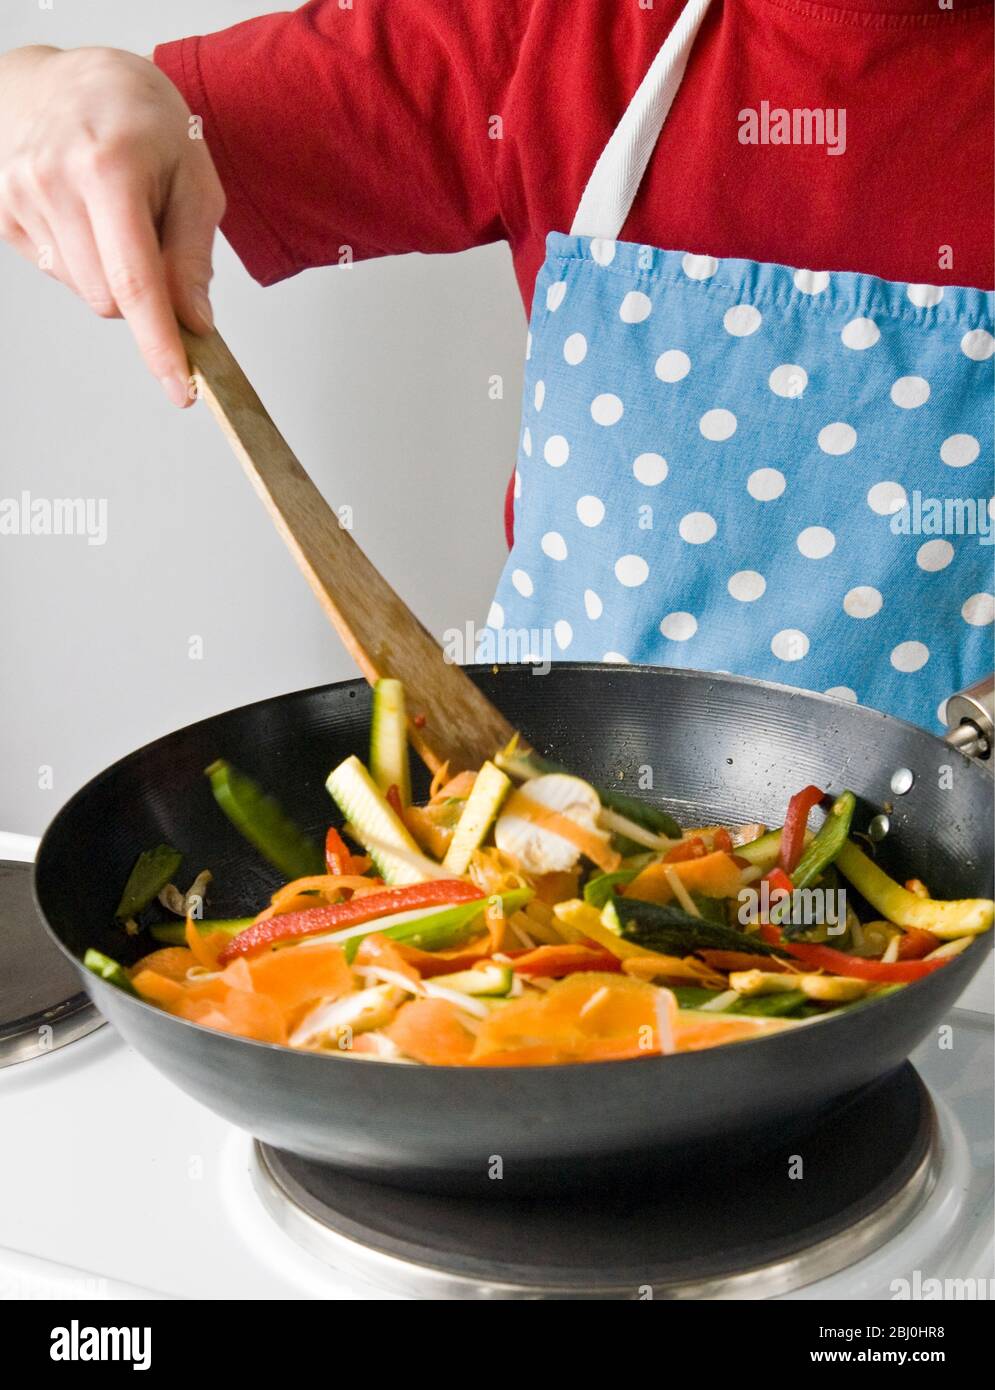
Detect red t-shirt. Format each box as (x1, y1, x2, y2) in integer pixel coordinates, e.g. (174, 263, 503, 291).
(154, 0, 995, 545)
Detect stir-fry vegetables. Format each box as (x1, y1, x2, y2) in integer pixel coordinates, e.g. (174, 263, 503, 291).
(87, 683, 994, 1066)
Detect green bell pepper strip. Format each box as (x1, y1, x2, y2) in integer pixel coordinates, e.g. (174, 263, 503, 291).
(339, 886, 534, 962)
(114, 845, 182, 920)
(836, 840, 994, 941)
(584, 868, 640, 907)
(83, 948, 138, 996)
(790, 791, 856, 891)
(150, 917, 253, 946)
(205, 759, 324, 882)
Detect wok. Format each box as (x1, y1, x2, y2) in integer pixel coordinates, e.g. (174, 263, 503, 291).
(35, 664, 993, 1195)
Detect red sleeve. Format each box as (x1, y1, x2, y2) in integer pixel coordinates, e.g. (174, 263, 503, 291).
(154, 0, 530, 286)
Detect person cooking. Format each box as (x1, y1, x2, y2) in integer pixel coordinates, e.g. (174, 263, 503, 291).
(0, 0, 991, 732)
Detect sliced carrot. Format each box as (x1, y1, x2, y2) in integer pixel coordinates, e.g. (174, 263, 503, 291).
(393, 935, 495, 977)
(430, 769, 477, 803)
(532, 869, 582, 905)
(269, 875, 372, 912)
(624, 850, 743, 904)
(130, 947, 196, 982)
(132, 969, 187, 1006)
(385, 997, 477, 1065)
(206, 988, 287, 1045)
(248, 941, 353, 1017)
(184, 916, 228, 971)
(673, 1011, 792, 1052)
(353, 931, 422, 984)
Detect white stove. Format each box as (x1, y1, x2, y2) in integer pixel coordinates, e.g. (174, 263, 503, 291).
(2, 832, 992, 1302)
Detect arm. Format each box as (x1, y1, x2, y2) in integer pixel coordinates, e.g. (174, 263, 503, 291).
(0, 45, 225, 406)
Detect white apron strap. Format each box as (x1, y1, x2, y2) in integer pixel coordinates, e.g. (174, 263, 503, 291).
(570, 0, 713, 240)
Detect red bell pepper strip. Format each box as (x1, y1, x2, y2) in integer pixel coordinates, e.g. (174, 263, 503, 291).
(386, 784, 404, 818)
(507, 943, 623, 977)
(778, 784, 825, 874)
(896, 927, 942, 960)
(773, 939, 950, 982)
(663, 836, 707, 864)
(325, 827, 361, 876)
(712, 827, 733, 854)
(219, 880, 483, 963)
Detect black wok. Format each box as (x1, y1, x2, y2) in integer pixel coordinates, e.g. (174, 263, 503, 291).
(35, 665, 993, 1195)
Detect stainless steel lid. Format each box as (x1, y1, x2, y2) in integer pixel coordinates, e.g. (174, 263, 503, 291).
(252, 1063, 937, 1299)
(0, 859, 103, 1066)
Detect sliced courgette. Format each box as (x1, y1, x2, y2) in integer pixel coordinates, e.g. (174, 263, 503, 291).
(326, 755, 436, 884)
(442, 760, 511, 875)
(369, 678, 412, 807)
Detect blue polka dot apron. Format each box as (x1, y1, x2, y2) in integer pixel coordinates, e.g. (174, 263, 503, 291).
(487, 0, 994, 731)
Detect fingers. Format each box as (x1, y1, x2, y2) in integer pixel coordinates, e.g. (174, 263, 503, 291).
(160, 156, 224, 335)
(85, 175, 193, 407)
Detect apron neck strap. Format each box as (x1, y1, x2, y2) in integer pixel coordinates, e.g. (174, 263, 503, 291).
(570, 0, 713, 240)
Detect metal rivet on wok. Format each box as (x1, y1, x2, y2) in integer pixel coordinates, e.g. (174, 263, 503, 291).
(890, 768, 915, 796)
(868, 814, 890, 841)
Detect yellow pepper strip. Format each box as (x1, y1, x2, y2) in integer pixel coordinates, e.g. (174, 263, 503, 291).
(836, 841, 994, 941)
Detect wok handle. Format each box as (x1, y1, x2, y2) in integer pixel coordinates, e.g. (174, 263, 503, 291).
(943, 675, 994, 760)
(179, 327, 521, 773)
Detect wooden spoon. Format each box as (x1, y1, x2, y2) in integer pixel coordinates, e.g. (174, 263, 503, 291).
(180, 327, 523, 774)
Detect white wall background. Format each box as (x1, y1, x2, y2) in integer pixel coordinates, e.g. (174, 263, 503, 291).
(0, 0, 523, 835)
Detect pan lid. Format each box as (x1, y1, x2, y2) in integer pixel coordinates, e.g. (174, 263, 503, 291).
(0, 857, 103, 1066)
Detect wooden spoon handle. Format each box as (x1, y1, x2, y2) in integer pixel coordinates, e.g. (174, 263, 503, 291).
(181, 326, 520, 773)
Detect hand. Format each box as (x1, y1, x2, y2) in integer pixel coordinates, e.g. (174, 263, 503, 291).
(0, 46, 226, 407)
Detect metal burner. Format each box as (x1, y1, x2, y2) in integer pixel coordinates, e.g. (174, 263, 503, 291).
(0, 859, 102, 1067)
(251, 1063, 938, 1299)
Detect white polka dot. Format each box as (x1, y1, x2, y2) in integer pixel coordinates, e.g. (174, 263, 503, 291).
(615, 554, 649, 587)
(633, 452, 668, 486)
(797, 526, 836, 560)
(961, 329, 995, 362)
(619, 290, 653, 323)
(841, 317, 880, 350)
(521, 427, 532, 457)
(563, 332, 587, 365)
(818, 422, 857, 455)
(940, 434, 980, 468)
(511, 569, 533, 598)
(584, 589, 603, 620)
(660, 611, 698, 641)
(534, 380, 545, 411)
(794, 269, 830, 295)
(723, 304, 762, 337)
(867, 481, 907, 515)
(655, 350, 691, 383)
(727, 570, 766, 602)
(890, 375, 930, 409)
(525, 332, 533, 361)
(513, 469, 522, 499)
(546, 281, 567, 312)
(602, 651, 628, 664)
(699, 408, 737, 441)
(962, 592, 995, 626)
(590, 238, 616, 266)
(906, 284, 944, 309)
(554, 619, 573, 651)
(591, 393, 624, 426)
(843, 586, 882, 618)
(917, 539, 954, 572)
(543, 434, 570, 467)
(541, 531, 567, 561)
(891, 641, 929, 673)
(576, 495, 605, 527)
(772, 629, 810, 662)
(679, 511, 718, 544)
(747, 468, 786, 501)
(486, 601, 504, 629)
(682, 253, 718, 280)
(825, 686, 858, 703)
(769, 364, 808, 398)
